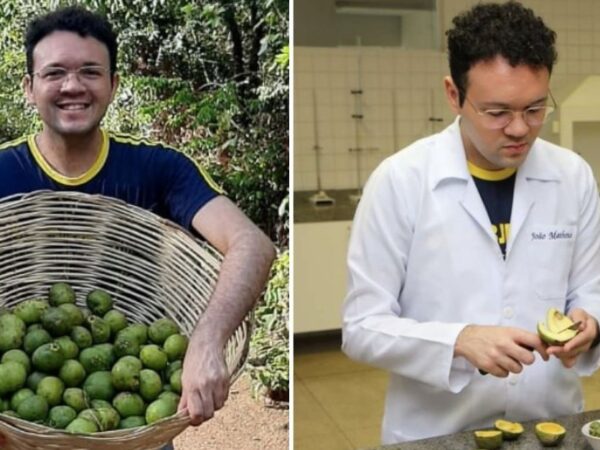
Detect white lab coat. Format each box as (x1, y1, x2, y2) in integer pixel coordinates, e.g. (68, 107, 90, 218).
(342, 118, 600, 444)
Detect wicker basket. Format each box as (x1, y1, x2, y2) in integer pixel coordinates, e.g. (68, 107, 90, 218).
(0, 190, 252, 450)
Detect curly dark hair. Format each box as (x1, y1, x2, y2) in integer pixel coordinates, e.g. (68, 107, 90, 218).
(25, 6, 117, 77)
(446, 1, 556, 105)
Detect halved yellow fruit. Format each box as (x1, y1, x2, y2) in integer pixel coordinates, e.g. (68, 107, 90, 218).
(537, 308, 578, 345)
(535, 422, 566, 446)
(473, 430, 503, 449)
(494, 419, 524, 440)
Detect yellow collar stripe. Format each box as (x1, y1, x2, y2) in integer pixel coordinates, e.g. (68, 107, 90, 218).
(467, 161, 516, 181)
(28, 130, 109, 186)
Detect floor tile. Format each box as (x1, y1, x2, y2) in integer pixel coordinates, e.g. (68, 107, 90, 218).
(294, 377, 343, 437)
(303, 369, 388, 431)
(295, 349, 373, 379)
(343, 425, 382, 449)
(295, 432, 354, 450)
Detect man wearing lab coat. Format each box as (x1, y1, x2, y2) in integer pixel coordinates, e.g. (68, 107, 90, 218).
(342, 1, 600, 444)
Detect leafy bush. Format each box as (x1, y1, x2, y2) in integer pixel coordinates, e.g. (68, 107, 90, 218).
(248, 250, 289, 403)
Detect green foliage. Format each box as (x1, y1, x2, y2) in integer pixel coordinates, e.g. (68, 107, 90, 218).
(248, 251, 289, 402)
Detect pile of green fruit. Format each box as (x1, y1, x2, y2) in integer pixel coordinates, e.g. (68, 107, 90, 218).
(0, 282, 189, 433)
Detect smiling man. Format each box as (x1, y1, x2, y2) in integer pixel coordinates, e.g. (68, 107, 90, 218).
(342, 1, 600, 445)
(0, 6, 275, 449)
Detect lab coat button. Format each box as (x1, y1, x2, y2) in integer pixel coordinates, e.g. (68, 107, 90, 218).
(503, 307, 514, 319)
(509, 375, 518, 385)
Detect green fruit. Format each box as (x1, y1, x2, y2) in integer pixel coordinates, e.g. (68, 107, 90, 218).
(79, 345, 113, 373)
(27, 371, 48, 391)
(145, 398, 177, 424)
(119, 415, 146, 429)
(148, 318, 179, 345)
(63, 387, 88, 412)
(113, 334, 141, 358)
(16, 394, 48, 422)
(71, 326, 93, 350)
(170, 369, 182, 394)
(90, 399, 112, 409)
(59, 359, 87, 387)
(111, 356, 142, 391)
(41, 307, 72, 337)
(495, 419, 524, 440)
(49, 283, 76, 306)
(117, 324, 148, 345)
(163, 334, 188, 361)
(36, 376, 65, 406)
(1, 349, 31, 373)
(86, 316, 111, 344)
(139, 369, 162, 402)
(473, 430, 503, 449)
(537, 308, 578, 345)
(58, 303, 84, 327)
(164, 360, 183, 381)
(10, 388, 34, 411)
(535, 422, 566, 446)
(27, 323, 44, 333)
(103, 310, 128, 335)
(140, 345, 168, 371)
(95, 406, 120, 431)
(13, 299, 49, 324)
(158, 391, 180, 406)
(113, 392, 145, 418)
(0, 314, 26, 352)
(86, 290, 113, 316)
(48, 405, 77, 429)
(0, 361, 27, 395)
(23, 328, 53, 354)
(32, 343, 64, 372)
(66, 417, 98, 433)
(83, 371, 114, 401)
(54, 336, 79, 359)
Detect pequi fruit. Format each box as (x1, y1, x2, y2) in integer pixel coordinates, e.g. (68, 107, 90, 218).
(16, 394, 49, 422)
(537, 308, 578, 345)
(86, 290, 113, 316)
(111, 356, 142, 391)
(163, 334, 188, 361)
(148, 318, 179, 345)
(103, 310, 128, 335)
(48, 405, 77, 429)
(13, 299, 49, 324)
(0, 314, 26, 352)
(32, 343, 64, 372)
(535, 422, 566, 446)
(145, 397, 177, 424)
(49, 283, 76, 306)
(66, 417, 98, 433)
(495, 419, 524, 440)
(473, 430, 503, 449)
(41, 307, 72, 337)
(86, 316, 111, 344)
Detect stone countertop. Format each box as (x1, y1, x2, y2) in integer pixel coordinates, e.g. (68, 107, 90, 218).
(294, 190, 360, 223)
(363, 410, 600, 449)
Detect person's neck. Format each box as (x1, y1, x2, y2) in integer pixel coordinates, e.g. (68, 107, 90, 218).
(36, 128, 103, 178)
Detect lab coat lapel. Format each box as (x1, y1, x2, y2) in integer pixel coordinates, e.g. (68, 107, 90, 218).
(430, 117, 496, 243)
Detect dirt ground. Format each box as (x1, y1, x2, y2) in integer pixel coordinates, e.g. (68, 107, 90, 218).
(174, 374, 289, 450)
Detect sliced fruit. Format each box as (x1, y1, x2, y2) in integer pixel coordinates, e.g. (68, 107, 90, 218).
(495, 419, 524, 440)
(537, 308, 578, 345)
(473, 430, 503, 449)
(535, 422, 566, 446)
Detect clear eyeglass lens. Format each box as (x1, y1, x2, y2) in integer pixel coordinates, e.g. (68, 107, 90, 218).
(38, 66, 106, 82)
(483, 106, 553, 129)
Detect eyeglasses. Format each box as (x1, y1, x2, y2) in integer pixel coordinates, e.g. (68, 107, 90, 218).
(463, 91, 557, 130)
(31, 66, 109, 84)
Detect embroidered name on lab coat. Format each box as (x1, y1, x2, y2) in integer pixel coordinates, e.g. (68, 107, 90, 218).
(531, 230, 574, 241)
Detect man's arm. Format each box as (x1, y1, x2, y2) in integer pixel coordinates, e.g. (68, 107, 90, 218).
(178, 195, 276, 425)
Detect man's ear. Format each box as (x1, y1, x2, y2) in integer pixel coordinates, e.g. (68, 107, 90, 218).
(23, 75, 35, 106)
(444, 76, 461, 115)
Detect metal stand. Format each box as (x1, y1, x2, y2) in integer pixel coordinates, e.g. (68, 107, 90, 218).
(309, 89, 335, 207)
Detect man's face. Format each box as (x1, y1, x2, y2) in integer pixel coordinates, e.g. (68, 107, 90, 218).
(445, 56, 551, 170)
(24, 30, 119, 137)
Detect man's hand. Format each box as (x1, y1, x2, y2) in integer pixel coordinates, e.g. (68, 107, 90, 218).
(546, 307, 599, 368)
(455, 325, 549, 377)
(177, 334, 229, 426)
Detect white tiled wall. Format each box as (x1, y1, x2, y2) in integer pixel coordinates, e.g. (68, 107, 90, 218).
(294, 0, 600, 191)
